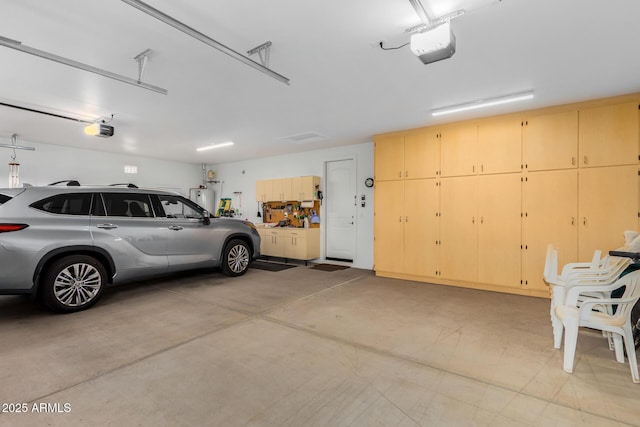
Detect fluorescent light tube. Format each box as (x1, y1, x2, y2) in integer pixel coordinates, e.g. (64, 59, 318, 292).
(432, 91, 534, 117)
(196, 141, 234, 152)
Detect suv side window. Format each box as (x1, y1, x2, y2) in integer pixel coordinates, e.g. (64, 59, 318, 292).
(102, 193, 153, 217)
(0, 194, 10, 205)
(158, 195, 203, 220)
(30, 193, 93, 215)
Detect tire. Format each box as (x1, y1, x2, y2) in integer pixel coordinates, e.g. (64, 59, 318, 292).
(41, 255, 107, 313)
(221, 239, 251, 277)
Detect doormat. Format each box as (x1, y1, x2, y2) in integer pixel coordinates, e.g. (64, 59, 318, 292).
(250, 261, 297, 272)
(310, 263, 350, 272)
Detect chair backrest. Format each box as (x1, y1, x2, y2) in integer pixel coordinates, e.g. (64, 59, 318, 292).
(544, 244, 559, 284)
(609, 269, 640, 321)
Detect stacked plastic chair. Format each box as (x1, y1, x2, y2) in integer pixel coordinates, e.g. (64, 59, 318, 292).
(544, 244, 640, 382)
(555, 269, 640, 382)
(543, 244, 631, 349)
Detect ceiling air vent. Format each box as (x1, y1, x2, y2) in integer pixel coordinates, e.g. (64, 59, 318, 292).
(282, 131, 327, 144)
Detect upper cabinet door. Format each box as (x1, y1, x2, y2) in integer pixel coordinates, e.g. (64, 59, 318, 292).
(523, 110, 578, 171)
(404, 130, 440, 179)
(440, 123, 478, 177)
(374, 134, 404, 181)
(477, 116, 522, 174)
(579, 102, 639, 167)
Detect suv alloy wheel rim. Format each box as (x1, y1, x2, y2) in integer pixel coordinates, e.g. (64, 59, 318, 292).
(53, 263, 102, 307)
(228, 244, 249, 274)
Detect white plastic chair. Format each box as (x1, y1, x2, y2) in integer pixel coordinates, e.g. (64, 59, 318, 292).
(554, 269, 640, 383)
(543, 244, 631, 349)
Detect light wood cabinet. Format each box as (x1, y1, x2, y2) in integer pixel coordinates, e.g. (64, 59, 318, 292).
(477, 116, 522, 174)
(258, 228, 320, 260)
(374, 134, 404, 181)
(477, 174, 522, 288)
(374, 131, 439, 181)
(262, 229, 286, 257)
(578, 165, 639, 259)
(374, 180, 404, 273)
(291, 176, 320, 200)
(440, 123, 478, 177)
(523, 110, 578, 171)
(256, 180, 269, 202)
(439, 176, 478, 282)
(286, 229, 320, 260)
(404, 179, 439, 277)
(373, 94, 640, 299)
(256, 176, 321, 202)
(404, 130, 440, 179)
(373, 179, 439, 276)
(522, 170, 578, 292)
(578, 102, 639, 167)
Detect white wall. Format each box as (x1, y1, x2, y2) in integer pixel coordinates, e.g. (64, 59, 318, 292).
(0, 136, 202, 195)
(210, 142, 375, 270)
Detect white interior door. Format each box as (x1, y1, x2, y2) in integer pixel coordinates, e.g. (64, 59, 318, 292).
(326, 159, 356, 261)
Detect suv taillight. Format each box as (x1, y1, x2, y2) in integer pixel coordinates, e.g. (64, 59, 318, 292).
(0, 224, 29, 233)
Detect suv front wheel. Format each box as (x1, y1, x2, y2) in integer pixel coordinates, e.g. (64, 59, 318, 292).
(41, 255, 107, 313)
(221, 239, 251, 277)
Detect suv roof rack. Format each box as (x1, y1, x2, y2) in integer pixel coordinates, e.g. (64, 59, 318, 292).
(109, 183, 139, 188)
(48, 180, 81, 186)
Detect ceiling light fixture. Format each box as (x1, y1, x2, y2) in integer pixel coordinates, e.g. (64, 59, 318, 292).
(120, 0, 290, 85)
(196, 142, 234, 152)
(432, 91, 535, 117)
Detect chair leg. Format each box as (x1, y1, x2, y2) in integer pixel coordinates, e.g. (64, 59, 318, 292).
(613, 333, 625, 363)
(622, 326, 640, 383)
(562, 318, 579, 373)
(550, 298, 563, 349)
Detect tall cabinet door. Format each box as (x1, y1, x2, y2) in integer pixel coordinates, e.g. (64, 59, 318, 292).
(440, 176, 478, 282)
(404, 130, 439, 179)
(477, 116, 522, 174)
(523, 110, 578, 171)
(579, 102, 639, 167)
(374, 135, 404, 181)
(578, 165, 639, 259)
(477, 174, 522, 288)
(440, 124, 478, 177)
(522, 170, 578, 292)
(404, 179, 439, 277)
(374, 180, 404, 273)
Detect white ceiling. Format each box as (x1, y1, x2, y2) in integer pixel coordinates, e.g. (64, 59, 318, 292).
(1, 0, 639, 164)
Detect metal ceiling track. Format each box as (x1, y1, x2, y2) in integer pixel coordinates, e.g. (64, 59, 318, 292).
(120, 0, 290, 85)
(0, 35, 168, 95)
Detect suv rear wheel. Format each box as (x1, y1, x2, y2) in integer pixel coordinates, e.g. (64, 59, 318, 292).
(221, 239, 251, 276)
(41, 255, 107, 313)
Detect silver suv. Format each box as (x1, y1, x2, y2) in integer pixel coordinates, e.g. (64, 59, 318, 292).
(0, 184, 260, 313)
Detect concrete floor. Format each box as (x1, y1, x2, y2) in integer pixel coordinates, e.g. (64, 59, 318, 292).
(1, 264, 639, 426)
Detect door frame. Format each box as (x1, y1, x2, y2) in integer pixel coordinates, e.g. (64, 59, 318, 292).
(323, 155, 358, 263)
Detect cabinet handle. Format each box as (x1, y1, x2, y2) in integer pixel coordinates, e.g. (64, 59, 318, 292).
(571, 217, 575, 226)
(473, 165, 475, 173)
(583, 217, 587, 226)
(583, 155, 589, 165)
(399, 171, 402, 178)
(405, 171, 409, 178)
(472, 216, 475, 224)
(481, 164, 484, 172)
(399, 216, 402, 222)
(571, 157, 576, 166)
(480, 216, 484, 224)
(405, 216, 409, 222)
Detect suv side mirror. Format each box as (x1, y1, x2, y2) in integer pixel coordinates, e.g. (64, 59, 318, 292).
(202, 210, 211, 225)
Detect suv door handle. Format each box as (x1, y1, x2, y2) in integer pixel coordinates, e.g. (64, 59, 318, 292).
(168, 225, 183, 231)
(96, 223, 118, 230)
